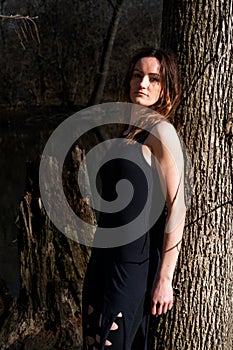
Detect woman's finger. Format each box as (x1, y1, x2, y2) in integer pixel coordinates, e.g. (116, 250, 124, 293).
(151, 300, 173, 315)
(167, 300, 173, 311)
(151, 302, 157, 315)
(156, 302, 164, 315)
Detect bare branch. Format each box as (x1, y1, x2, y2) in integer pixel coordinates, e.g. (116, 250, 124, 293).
(0, 14, 38, 20)
(27, 16, 41, 44)
(20, 19, 29, 42)
(13, 21, 26, 49)
(0, 13, 40, 47)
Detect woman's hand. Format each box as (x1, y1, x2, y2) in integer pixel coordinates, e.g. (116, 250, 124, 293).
(150, 277, 173, 315)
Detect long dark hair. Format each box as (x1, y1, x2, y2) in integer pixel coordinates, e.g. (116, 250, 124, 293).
(122, 47, 180, 119)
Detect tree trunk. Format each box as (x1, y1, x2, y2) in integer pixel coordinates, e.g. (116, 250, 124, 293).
(151, 1, 233, 349)
(0, 143, 96, 349)
(88, 0, 125, 106)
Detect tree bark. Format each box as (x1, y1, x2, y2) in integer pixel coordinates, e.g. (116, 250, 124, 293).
(151, 1, 233, 349)
(88, 0, 125, 106)
(0, 143, 96, 349)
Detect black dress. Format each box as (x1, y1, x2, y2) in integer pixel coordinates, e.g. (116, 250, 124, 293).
(82, 130, 166, 350)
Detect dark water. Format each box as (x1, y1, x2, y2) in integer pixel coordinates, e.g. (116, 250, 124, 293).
(0, 110, 75, 296)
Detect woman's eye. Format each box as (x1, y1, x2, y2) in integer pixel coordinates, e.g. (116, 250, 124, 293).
(150, 76, 160, 83)
(133, 73, 141, 78)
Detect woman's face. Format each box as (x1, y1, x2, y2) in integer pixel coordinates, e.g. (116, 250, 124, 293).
(129, 57, 162, 107)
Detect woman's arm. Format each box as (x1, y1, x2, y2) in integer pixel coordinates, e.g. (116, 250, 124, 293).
(146, 121, 186, 315)
(150, 218, 184, 315)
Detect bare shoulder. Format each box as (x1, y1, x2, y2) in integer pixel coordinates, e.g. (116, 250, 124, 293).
(146, 120, 180, 150)
(144, 119, 183, 170)
(149, 119, 177, 141)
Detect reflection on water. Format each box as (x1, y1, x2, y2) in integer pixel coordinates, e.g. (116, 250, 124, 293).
(0, 110, 74, 296)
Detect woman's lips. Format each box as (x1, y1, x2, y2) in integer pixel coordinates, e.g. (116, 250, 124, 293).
(135, 91, 148, 96)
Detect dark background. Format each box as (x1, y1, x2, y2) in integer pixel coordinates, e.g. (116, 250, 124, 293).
(0, 0, 163, 296)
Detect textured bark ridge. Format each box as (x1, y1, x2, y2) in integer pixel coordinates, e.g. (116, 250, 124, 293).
(151, 1, 233, 349)
(0, 146, 94, 349)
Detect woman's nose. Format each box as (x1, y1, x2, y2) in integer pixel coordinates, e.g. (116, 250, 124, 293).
(139, 76, 150, 88)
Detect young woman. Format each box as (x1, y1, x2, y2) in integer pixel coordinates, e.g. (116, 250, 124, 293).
(82, 47, 186, 350)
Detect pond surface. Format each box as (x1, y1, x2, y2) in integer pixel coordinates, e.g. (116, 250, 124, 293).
(0, 109, 75, 296)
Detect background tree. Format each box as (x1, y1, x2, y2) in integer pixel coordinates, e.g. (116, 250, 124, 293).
(150, 0, 233, 349)
(0, 146, 96, 349)
(88, 0, 125, 106)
